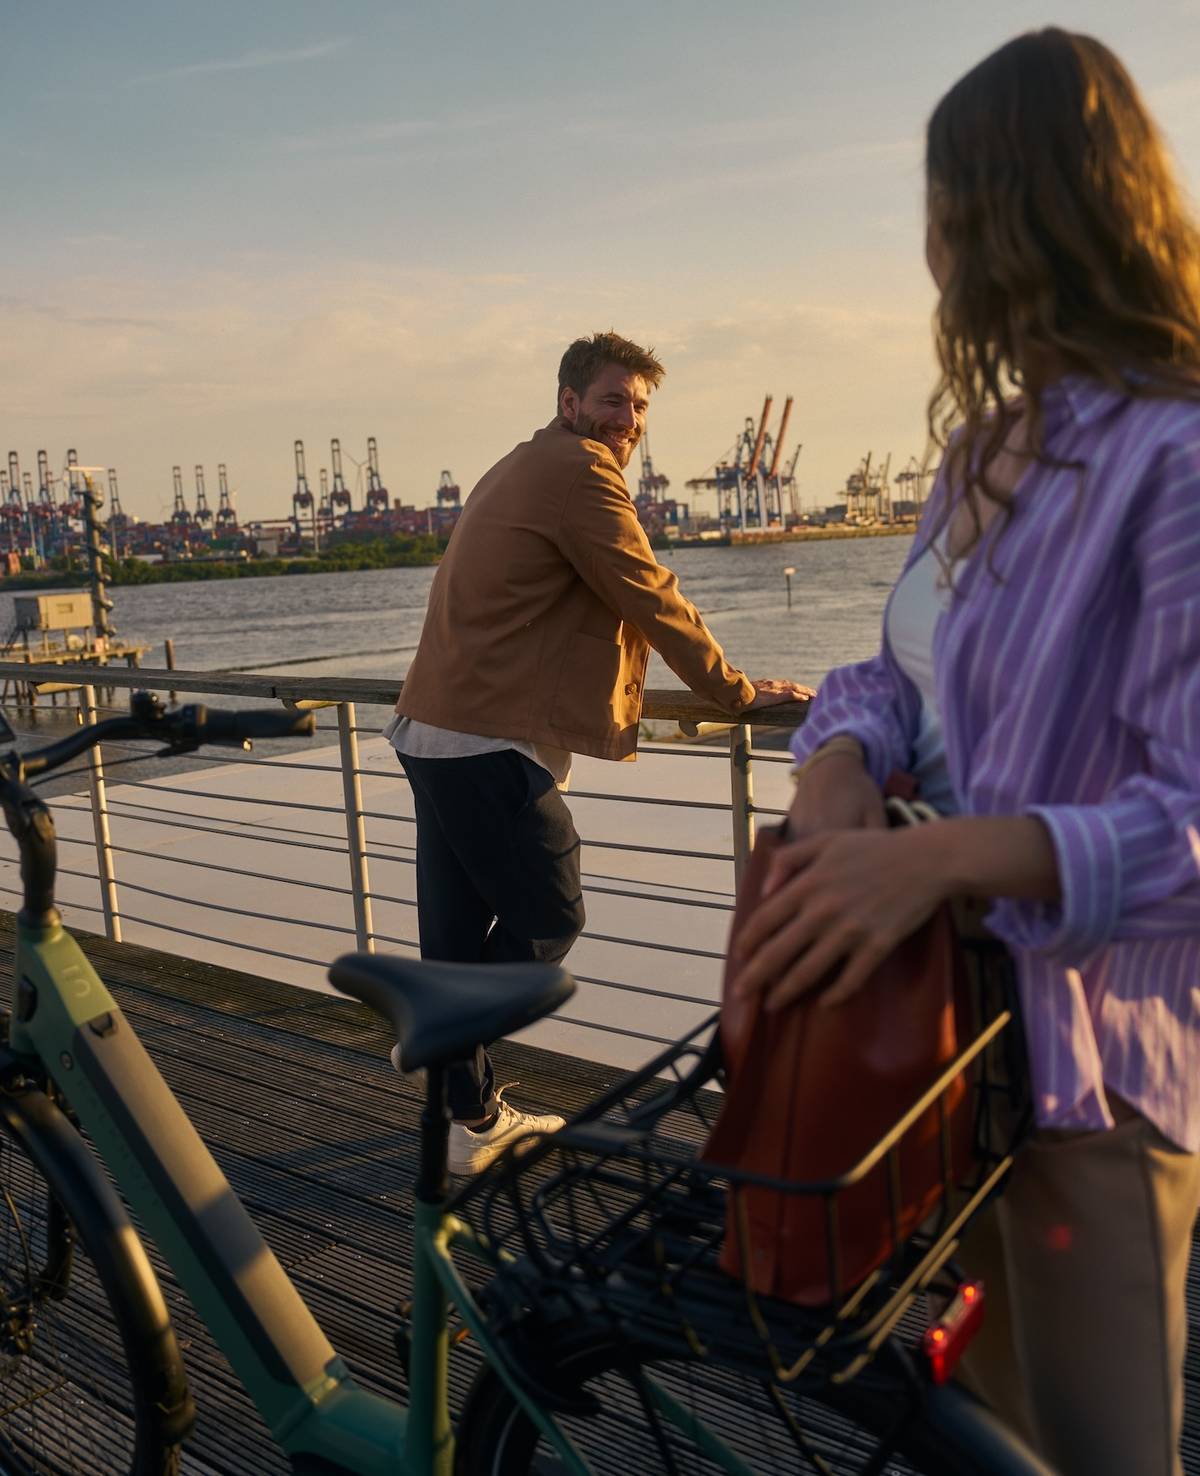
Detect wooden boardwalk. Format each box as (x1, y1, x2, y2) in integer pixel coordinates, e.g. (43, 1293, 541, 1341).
(2, 912, 1199, 1474)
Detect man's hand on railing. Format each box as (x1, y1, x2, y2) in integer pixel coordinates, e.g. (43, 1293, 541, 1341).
(745, 678, 815, 710)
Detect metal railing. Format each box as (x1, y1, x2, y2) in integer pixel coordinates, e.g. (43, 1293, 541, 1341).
(0, 662, 806, 1067)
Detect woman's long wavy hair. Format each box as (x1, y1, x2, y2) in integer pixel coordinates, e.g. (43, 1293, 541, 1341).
(926, 28, 1200, 536)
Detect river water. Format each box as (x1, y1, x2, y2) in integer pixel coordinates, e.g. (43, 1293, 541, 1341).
(0, 535, 910, 694)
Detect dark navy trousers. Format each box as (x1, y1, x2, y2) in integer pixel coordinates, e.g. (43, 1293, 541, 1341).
(397, 749, 585, 1119)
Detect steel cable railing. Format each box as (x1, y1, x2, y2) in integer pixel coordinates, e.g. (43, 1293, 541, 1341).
(0, 662, 805, 1068)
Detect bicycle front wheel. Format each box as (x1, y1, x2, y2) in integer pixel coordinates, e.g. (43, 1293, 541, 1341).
(455, 1325, 1045, 1476)
(0, 1081, 192, 1475)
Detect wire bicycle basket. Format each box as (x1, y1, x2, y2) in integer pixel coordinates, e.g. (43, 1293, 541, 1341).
(451, 936, 1030, 1392)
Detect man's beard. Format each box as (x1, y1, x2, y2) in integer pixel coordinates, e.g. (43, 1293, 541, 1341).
(568, 409, 640, 468)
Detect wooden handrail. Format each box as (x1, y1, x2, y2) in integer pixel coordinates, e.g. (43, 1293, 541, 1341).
(0, 662, 810, 728)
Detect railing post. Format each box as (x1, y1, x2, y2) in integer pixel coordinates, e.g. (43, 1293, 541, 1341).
(81, 683, 122, 943)
(729, 721, 755, 886)
(337, 701, 375, 953)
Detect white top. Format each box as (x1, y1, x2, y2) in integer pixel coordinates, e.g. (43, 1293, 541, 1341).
(383, 714, 573, 790)
(884, 543, 957, 815)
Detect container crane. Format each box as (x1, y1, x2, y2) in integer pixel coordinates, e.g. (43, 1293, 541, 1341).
(686, 395, 799, 532)
(36, 451, 53, 508)
(436, 470, 461, 506)
(781, 442, 803, 519)
(365, 436, 389, 515)
(877, 452, 892, 524)
(61, 450, 85, 526)
(106, 469, 126, 528)
(20, 474, 42, 563)
(193, 465, 214, 528)
(105, 469, 127, 559)
(330, 438, 352, 515)
(894, 456, 929, 517)
(33, 454, 57, 536)
(637, 438, 670, 501)
(318, 468, 333, 523)
(215, 463, 238, 532)
(3, 454, 24, 553)
(292, 440, 314, 530)
(842, 452, 892, 523)
(169, 465, 193, 533)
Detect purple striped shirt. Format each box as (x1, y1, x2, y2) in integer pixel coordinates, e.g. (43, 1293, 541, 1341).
(791, 377, 1200, 1150)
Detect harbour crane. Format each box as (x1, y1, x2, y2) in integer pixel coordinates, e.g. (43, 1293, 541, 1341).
(877, 452, 892, 524)
(106, 469, 127, 560)
(36, 451, 54, 509)
(844, 454, 871, 522)
(330, 438, 352, 515)
(780, 441, 803, 518)
(318, 468, 333, 524)
(215, 464, 238, 532)
(33, 454, 57, 536)
(436, 470, 461, 506)
(292, 439, 314, 529)
(59, 449, 85, 525)
(637, 438, 670, 501)
(3, 455, 24, 554)
(20, 473, 43, 563)
(193, 465, 214, 528)
(894, 455, 930, 516)
(365, 436, 389, 515)
(106, 469, 126, 528)
(685, 394, 800, 532)
(843, 452, 893, 523)
(170, 465, 193, 532)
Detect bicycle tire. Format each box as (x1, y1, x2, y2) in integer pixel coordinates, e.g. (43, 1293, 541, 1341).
(455, 1324, 1050, 1476)
(0, 1079, 193, 1476)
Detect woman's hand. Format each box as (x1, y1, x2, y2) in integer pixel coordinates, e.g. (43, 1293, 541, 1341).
(732, 814, 1060, 1012)
(785, 749, 887, 839)
(732, 825, 950, 1011)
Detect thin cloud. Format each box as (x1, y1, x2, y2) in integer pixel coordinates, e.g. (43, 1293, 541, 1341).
(274, 106, 536, 155)
(135, 38, 350, 83)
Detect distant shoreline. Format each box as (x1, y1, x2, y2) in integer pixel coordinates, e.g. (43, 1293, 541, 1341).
(0, 541, 444, 592)
(0, 522, 915, 592)
(658, 522, 916, 550)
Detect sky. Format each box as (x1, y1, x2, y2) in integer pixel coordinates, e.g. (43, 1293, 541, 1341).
(3, 1, 1200, 525)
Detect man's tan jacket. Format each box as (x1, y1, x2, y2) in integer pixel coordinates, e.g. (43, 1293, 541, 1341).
(396, 419, 755, 762)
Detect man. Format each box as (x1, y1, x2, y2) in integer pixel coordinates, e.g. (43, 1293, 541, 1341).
(386, 331, 809, 1173)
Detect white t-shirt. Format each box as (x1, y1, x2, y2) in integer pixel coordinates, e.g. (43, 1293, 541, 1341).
(884, 544, 957, 814)
(383, 714, 573, 790)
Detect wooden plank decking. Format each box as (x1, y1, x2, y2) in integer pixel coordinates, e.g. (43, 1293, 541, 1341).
(1, 913, 1198, 1474)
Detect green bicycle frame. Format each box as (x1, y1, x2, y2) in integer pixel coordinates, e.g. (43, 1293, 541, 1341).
(10, 910, 419, 1473)
(8, 909, 763, 1475)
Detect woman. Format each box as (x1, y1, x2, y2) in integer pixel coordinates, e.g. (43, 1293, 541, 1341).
(733, 29, 1200, 1476)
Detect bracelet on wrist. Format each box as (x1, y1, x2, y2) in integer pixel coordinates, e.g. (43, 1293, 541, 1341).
(790, 736, 865, 782)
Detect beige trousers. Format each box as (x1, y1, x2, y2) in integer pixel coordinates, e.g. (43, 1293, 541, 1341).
(956, 1099, 1200, 1476)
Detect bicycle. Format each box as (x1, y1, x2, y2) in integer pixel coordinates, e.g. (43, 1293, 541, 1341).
(0, 691, 1053, 1474)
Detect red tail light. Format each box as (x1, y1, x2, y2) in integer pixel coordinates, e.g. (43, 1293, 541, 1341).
(922, 1279, 985, 1384)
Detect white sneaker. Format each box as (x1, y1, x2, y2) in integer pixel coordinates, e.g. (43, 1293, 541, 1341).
(448, 1086, 565, 1177)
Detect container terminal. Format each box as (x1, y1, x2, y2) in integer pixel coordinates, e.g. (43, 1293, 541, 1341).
(0, 406, 932, 571)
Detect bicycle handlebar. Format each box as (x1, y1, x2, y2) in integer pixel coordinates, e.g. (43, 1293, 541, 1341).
(13, 698, 315, 780)
(0, 695, 316, 922)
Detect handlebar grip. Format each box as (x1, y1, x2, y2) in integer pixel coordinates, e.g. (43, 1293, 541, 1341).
(189, 707, 316, 742)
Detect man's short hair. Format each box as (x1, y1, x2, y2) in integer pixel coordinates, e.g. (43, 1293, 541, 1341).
(557, 332, 666, 404)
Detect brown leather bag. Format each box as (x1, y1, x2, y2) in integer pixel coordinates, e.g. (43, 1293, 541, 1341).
(702, 810, 974, 1307)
